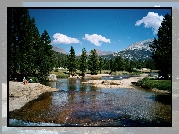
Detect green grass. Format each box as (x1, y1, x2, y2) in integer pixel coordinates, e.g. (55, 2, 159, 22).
(50, 70, 70, 78)
(135, 77, 171, 91)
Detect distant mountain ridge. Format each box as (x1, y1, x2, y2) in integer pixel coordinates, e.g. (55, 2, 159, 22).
(52, 46, 67, 54)
(124, 39, 154, 51)
(52, 46, 114, 56)
(52, 39, 154, 60)
(114, 39, 154, 60)
(86, 49, 114, 56)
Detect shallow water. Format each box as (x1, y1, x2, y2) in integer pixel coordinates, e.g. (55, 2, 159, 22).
(9, 77, 171, 127)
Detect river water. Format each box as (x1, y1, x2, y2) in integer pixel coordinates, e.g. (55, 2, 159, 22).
(9, 76, 171, 127)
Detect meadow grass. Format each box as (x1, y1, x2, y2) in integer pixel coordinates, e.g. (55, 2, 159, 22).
(136, 77, 171, 91)
(50, 70, 70, 78)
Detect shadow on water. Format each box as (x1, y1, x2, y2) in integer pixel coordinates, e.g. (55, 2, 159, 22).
(9, 77, 172, 127)
(146, 94, 172, 105)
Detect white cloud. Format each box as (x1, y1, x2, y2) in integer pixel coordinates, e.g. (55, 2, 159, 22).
(52, 33, 80, 44)
(135, 12, 164, 35)
(83, 34, 111, 46)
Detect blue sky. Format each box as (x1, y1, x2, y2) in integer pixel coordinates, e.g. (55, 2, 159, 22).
(28, 8, 171, 55)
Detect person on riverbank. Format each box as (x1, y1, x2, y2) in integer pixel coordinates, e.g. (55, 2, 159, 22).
(23, 77, 28, 85)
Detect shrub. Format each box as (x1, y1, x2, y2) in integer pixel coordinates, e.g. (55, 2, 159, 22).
(135, 77, 171, 91)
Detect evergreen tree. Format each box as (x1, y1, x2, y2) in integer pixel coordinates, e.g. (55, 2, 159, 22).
(88, 49, 99, 75)
(8, 8, 55, 81)
(76, 58, 80, 70)
(99, 57, 103, 74)
(108, 58, 112, 71)
(67, 46, 77, 75)
(103, 58, 108, 70)
(8, 8, 36, 80)
(37, 30, 54, 81)
(150, 13, 172, 79)
(116, 56, 124, 71)
(8, 8, 18, 80)
(26, 18, 41, 77)
(110, 58, 115, 72)
(123, 58, 130, 72)
(53, 51, 68, 68)
(79, 48, 88, 76)
(145, 59, 155, 70)
(136, 59, 142, 69)
(100, 57, 107, 70)
(128, 60, 135, 73)
(63, 55, 68, 69)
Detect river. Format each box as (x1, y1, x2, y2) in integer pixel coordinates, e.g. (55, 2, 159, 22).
(9, 76, 171, 127)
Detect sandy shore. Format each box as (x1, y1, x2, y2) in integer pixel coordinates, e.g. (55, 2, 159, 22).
(82, 76, 143, 89)
(82, 76, 171, 93)
(8, 81, 58, 112)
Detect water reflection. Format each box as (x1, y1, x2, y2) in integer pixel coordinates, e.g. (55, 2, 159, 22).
(51, 91, 68, 106)
(9, 77, 171, 127)
(146, 94, 172, 105)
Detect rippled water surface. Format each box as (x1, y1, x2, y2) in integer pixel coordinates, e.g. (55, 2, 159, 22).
(9, 77, 171, 127)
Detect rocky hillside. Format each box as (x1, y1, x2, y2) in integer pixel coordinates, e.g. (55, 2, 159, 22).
(86, 49, 114, 56)
(52, 46, 67, 54)
(114, 39, 154, 60)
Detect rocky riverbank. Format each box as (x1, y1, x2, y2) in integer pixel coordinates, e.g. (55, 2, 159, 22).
(82, 77, 143, 89)
(9, 81, 58, 111)
(82, 75, 171, 93)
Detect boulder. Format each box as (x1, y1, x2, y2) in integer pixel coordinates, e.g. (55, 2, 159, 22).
(47, 74, 57, 81)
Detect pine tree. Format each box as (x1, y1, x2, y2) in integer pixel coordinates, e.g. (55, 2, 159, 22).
(110, 58, 115, 72)
(37, 30, 54, 81)
(8, 8, 55, 81)
(123, 58, 130, 72)
(88, 49, 99, 75)
(8, 8, 35, 80)
(145, 59, 155, 70)
(116, 56, 124, 71)
(25, 18, 40, 77)
(99, 57, 103, 74)
(102, 58, 108, 70)
(67, 46, 77, 75)
(150, 13, 172, 79)
(8, 8, 17, 80)
(128, 60, 135, 73)
(79, 48, 88, 77)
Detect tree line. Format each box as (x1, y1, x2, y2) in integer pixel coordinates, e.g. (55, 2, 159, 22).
(55, 46, 156, 76)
